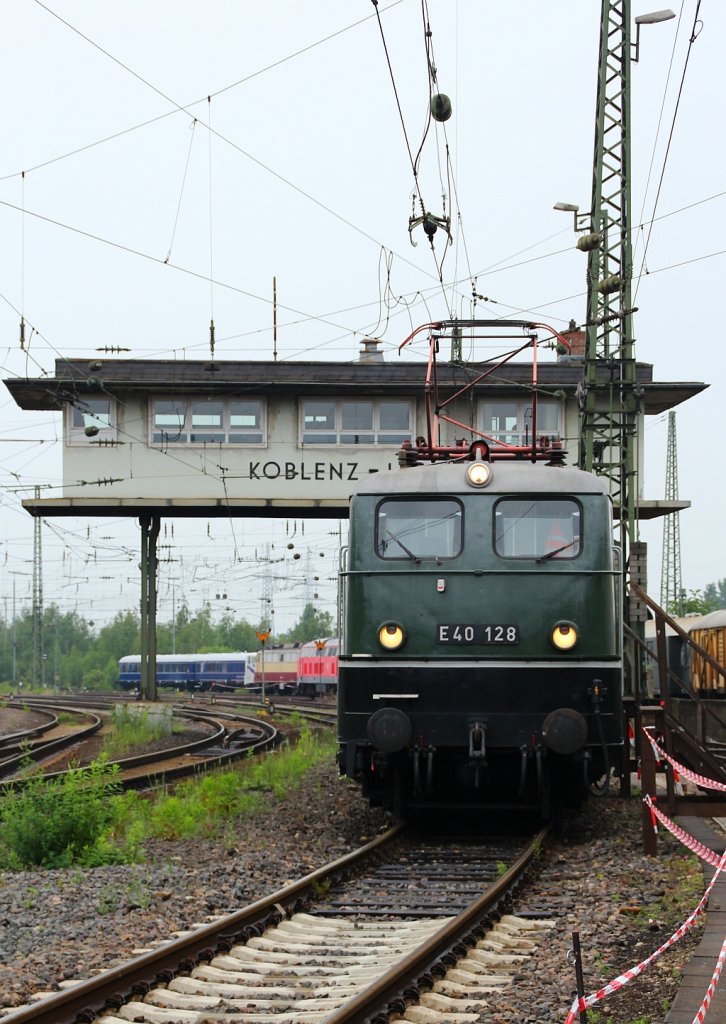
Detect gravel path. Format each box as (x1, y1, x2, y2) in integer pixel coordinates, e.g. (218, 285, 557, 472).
(0, 764, 705, 1023)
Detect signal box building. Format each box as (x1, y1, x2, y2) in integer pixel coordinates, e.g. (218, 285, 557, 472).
(2, 336, 706, 521)
(4, 330, 707, 700)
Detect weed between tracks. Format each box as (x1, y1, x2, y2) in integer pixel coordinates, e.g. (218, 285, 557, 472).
(100, 705, 181, 758)
(0, 726, 336, 869)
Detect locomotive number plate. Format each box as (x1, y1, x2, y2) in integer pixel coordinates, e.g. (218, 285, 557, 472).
(437, 624, 519, 644)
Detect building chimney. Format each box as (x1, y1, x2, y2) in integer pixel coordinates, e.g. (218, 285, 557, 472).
(358, 337, 384, 363)
(558, 319, 586, 361)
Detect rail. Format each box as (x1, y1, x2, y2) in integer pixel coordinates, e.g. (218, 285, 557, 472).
(0, 825, 406, 1024)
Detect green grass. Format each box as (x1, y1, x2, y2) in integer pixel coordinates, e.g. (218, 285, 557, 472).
(0, 725, 336, 869)
(124, 725, 337, 842)
(100, 705, 171, 758)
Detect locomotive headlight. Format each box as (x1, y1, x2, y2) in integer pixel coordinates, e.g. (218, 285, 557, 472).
(466, 462, 492, 488)
(551, 621, 579, 650)
(378, 622, 406, 651)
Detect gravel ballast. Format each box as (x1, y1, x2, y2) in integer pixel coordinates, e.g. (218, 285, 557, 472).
(0, 761, 707, 1023)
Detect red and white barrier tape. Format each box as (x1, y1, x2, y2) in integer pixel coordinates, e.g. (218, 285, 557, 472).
(693, 934, 726, 1024)
(563, 817, 726, 1024)
(644, 795, 724, 868)
(642, 728, 726, 793)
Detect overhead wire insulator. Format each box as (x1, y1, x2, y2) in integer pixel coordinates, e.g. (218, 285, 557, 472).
(576, 233, 602, 253)
(408, 212, 452, 248)
(597, 275, 623, 295)
(430, 93, 452, 122)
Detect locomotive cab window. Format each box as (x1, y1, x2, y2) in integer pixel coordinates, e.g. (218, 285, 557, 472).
(376, 498, 463, 560)
(494, 498, 581, 560)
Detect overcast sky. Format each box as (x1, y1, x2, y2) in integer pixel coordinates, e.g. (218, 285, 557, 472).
(0, 0, 723, 633)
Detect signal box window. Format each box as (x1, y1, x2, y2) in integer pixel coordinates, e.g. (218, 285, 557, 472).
(151, 398, 265, 445)
(190, 401, 223, 443)
(302, 399, 412, 446)
(481, 398, 561, 447)
(378, 401, 411, 443)
(376, 498, 463, 560)
(229, 400, 264, 443)
(153, 400, 187, 442)
(68, 398, 115, 444)
(494, 498, 581, 560)
(303, 401, 337, 443)
(341, 401, 374, 444)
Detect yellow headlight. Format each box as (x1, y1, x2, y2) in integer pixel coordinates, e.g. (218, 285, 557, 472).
(466, 462, 492, 488)
(378, 623, 406, 650)
(551, 622, 578, 650)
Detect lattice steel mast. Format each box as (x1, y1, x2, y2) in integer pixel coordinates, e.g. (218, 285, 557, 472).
(578, 0, 641, 555)
(660, 411, 683, 613)
(576, 0, 667, 697)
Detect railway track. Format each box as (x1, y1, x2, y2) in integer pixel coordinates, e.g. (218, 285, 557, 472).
(0, 703, 103, 772)
(0, 824, 550, 1024)
(0, 702, 284, 792)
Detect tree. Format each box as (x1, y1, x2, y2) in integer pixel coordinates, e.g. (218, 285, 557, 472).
(174, 604, 215, 652)
(666, 584, 724, 618)
(0, 600, 337, 692)
(701, 579, 726, 612)
(282, 603, 335, 644)
(95, 611, 140, 662)
(216, 614, 259, 653)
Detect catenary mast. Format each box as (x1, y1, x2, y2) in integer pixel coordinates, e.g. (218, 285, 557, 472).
(660, 411, 683, 613)
(578, 0, 649, 694)
(579, 0, 640, 542)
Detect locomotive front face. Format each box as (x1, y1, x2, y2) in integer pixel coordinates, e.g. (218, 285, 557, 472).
(337, 462, 624, 813)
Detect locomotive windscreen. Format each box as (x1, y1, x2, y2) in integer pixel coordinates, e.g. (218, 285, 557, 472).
(494, 498, 581, 559)
(376, 498, 463, 560)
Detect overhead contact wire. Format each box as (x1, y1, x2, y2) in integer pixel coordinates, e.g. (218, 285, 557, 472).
(634, 0, 703, 300)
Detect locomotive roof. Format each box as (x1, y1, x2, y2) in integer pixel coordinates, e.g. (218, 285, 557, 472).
(351, 460, 612, 498)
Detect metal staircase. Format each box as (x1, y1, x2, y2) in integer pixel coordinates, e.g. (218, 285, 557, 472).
(628, 585, 726, 849)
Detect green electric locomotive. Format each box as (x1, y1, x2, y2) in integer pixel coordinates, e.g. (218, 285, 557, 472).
(337, 457, 624, 815)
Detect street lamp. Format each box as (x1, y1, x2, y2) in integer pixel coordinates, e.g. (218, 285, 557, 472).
(633, 9, 676, 63)
(553, 202, 590, 233)
(553, 202, 603, 253)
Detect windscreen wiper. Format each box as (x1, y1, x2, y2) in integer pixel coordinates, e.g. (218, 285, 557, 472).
(536, 539, 578, 563)
(384, 529, 419, 562)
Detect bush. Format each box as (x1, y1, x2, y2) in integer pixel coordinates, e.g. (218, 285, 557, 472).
(0, 757, 131, 868)
(0, 726, 338, 864)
